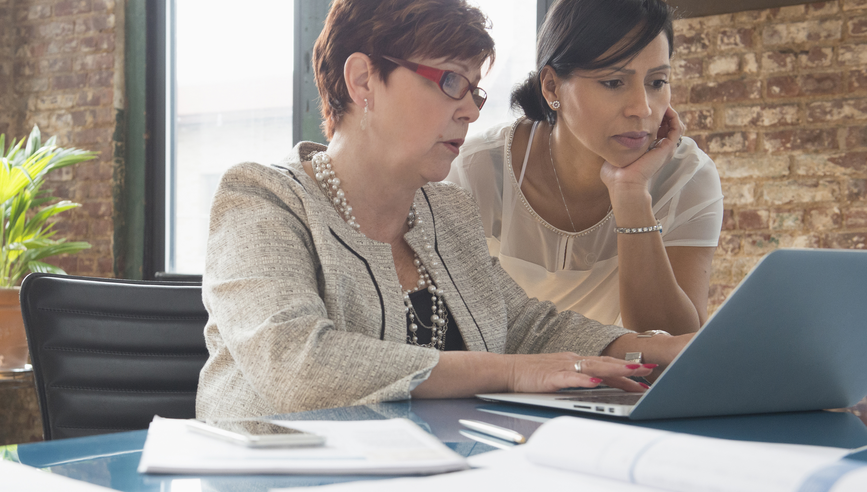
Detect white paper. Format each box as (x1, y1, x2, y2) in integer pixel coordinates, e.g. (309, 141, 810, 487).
(524, 416, 856, 492)
(1, 460, 116, 492)
(137, 417, 467, 475)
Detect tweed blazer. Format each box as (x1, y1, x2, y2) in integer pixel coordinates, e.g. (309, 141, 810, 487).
(196, 142, 631, 419)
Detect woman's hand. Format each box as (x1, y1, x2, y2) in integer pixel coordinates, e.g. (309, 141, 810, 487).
(506, 353, 655, 393)
(600, 106, 685, 197)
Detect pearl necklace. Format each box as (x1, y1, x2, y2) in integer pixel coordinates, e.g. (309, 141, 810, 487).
(311, 151, 450, 350)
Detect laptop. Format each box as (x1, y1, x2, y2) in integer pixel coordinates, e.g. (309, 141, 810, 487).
(478, 248, 867, 420)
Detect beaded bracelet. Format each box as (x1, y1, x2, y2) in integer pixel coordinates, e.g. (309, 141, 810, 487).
(614, 220, 663, 234)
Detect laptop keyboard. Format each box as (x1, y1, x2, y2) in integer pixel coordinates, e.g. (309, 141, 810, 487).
(555, 393, 643, 405)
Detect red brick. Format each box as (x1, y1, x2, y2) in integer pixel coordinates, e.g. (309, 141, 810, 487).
(738, 209, 769, 229)
(845, 0, 867, 10)
(844, 126, 867, 148)
(46, 38, 79, 54)
(721, 209, 736, 230)
(73, 53, 113, 71)
(37, 21, 75, 39)
(680, 109, 713, 130)
(39, 57, 73, 74)
(717, 233, 741, 255)
(770, 209, 804, 230)
(809, 1, 839, 15)
(807, 99, 867, 123)
(17, 5, 52, 21)
(850, 15, 867, 36)
(87, 70, 113, 88)
(807, 207, 842, 230)
(845, 207, 867, 227)
(763, 129, 839, 152)
(672, 57, 702, 79)
(718, 28, 753, 50)
(55, 0, 92, 17)
(801, 73, 842, 95)
(798, 46, 834, 68)
(77, 88, 112, 106)
(671, 85, 688, 105)
(849, 179, 867, 201)
(826, 152, 867, 173)
(690, 79, 761, 103)
(92, 0, 115, 11)
(673, 32, 710, 56)
(767, 76, 799, 98)
(72, 127, 111, 145)
(823, 233, 867, 249)
(706, 131, 756, 153)
(80, 33, 115, 52)
(74, 14, 114, 34)
(52, 73, 87, 90)
(762, 19, 842, 45)
(850, 69, 867, 92)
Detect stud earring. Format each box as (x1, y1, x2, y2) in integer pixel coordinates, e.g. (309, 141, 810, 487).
(360, 98, 369, 130)
(550, 100, 561, 110)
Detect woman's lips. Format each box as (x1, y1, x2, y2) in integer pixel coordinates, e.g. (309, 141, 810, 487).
(612, 132, 650, 150)
(442, 139, 464, 155)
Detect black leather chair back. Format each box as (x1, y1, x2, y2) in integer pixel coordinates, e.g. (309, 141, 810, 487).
(20, 273, 210, 440)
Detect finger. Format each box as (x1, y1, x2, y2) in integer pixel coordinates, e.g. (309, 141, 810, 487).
(602, 376, 650, 393)
(574, 358, 653, 379)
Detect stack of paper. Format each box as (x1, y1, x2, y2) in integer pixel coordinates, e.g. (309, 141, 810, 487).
(137, 417, 468, 475)
(279, 416, 867, 492)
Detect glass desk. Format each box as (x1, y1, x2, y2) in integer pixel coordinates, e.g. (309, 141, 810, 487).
(5, 398, 867, 491)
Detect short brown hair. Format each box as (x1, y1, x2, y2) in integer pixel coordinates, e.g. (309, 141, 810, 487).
(313, 0, 495, 140)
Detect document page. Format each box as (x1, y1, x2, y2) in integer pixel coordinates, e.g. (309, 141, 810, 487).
(137, 417, 467, 475)
(524, 417, 854, 492)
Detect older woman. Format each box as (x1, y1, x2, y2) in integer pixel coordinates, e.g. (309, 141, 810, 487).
(448, 0, 724, 335)
(196, 0, 691, 419)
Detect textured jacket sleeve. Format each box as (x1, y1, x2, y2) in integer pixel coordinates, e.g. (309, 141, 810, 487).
(497, 254, 632, 356)
(196, 163, 439, 419)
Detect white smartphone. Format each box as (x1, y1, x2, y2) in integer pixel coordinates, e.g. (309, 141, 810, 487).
(185, 418, 325, 448)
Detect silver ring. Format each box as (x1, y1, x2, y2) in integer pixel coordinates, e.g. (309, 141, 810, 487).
(676, 136, 683, 147)
(574, 360, 583, 373)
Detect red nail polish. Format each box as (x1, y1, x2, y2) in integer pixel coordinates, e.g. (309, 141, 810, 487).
(590, 378, 603, 383)
(625, 364, 641, 369)
(639, 382, 650, 389)
(642, 363, 658, 369)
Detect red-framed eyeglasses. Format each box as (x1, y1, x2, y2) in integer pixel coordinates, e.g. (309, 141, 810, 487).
(379, 55, 487, 110)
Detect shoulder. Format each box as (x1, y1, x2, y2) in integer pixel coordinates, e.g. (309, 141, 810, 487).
(651, 137, 721, 199)
(447, 120, 516, 186)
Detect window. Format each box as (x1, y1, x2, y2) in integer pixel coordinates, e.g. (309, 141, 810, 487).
(155, 0, 538, 276)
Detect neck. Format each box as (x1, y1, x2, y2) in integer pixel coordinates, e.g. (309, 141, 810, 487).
(548, 122, 610, 202)
(319, 134, 418, 244)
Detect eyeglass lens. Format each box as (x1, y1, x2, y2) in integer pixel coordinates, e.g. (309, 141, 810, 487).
(442, 72, 486, 109)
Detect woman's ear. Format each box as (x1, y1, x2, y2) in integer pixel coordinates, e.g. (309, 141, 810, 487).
(344, 53, 374, 110)
(539, 66, 560, 108)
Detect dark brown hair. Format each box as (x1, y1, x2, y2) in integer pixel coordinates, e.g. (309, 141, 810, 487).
(313, 0, 495, 139)
(512, 0, 674, 125)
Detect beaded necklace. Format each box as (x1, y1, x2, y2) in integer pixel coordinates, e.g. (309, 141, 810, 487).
(311, 151, 450, 350)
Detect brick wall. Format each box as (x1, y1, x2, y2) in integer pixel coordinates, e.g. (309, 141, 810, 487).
(1, 0, 120, 279)
(672, 0, 867, 314)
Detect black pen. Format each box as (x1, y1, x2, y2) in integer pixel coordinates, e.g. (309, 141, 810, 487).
(458, 419, 526, 444)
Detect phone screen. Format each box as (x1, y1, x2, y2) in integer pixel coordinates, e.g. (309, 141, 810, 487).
(204, 419, 310, 436)
(187, 418, 325, 447)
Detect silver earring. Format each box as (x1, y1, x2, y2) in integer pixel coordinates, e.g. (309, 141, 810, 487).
(360, 98, 369, 130)
(550, 100, 560, 110)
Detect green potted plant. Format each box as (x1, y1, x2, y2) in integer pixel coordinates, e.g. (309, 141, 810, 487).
(0, 125, 95, 370)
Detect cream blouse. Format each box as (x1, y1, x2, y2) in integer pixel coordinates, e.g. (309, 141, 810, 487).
(447, 119, 724, 326)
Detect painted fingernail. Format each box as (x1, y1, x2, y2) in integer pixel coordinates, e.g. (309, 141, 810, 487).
(625, 364, 642, 369)
(639, 382, 650, 389)
(589, 378, 603, 383)
(642, 363, 658, 369)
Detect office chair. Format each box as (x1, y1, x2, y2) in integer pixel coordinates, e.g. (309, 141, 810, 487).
(20, 273, 210, 440)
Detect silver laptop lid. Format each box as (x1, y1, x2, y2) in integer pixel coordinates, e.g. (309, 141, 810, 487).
(629, 248, 867, 419)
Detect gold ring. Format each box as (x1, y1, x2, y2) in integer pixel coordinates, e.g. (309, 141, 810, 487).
(574, 360, 583, 373)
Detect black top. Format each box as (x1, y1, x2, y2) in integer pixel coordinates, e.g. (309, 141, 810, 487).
(406, 289, 465, 351)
